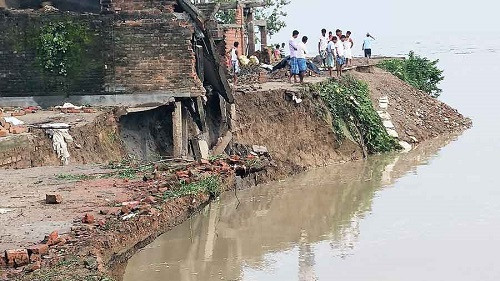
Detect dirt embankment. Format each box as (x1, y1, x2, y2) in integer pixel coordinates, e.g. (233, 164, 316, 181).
(351, 67, 472, 143)
(0, 111, 125, 169)
(231, 86, 363, 180)
(1, 65, 472, 281)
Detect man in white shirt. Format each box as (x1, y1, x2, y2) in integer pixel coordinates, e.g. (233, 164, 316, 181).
(334, 36, 346, 77)
(288, 30, 300, 83)
(318, 28, 328, 67)
(296, 36, 309, 83)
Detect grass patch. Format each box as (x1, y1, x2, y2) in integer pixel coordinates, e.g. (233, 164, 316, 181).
(378, 51, 444, 97)
(56, 174, 96, 181)
(162, 175, 221, 200)
(312, 75, 400, 154)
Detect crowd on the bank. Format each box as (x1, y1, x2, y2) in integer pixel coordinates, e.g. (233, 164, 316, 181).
(228, 28, 376, 84)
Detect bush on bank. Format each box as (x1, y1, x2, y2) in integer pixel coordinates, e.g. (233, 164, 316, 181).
(378, 51, 444, 98)
(312, 76, 400, 154)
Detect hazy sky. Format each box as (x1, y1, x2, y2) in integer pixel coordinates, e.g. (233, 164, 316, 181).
(273, 0, 498, 51)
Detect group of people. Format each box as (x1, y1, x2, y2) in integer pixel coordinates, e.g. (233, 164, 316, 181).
(287, 29, 376, 80)
(229, 28, 376, 85)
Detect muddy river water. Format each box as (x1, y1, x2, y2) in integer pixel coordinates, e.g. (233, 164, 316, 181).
(123, 37, 500, 280)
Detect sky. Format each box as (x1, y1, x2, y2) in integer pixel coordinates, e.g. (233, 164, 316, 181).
(272, 0, 498, 56)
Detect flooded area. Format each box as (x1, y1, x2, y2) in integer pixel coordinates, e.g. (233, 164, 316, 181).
(123, 38, 500, 281)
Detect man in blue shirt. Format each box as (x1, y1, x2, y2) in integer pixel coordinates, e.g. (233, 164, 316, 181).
(362, 33, 376, 59)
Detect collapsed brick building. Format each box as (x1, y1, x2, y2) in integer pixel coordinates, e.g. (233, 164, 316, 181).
(0, 0, 265, 162)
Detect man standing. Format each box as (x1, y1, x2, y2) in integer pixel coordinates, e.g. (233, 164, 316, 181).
(334, 36, 346, 77)
(289, 30, 300, 83)
(229, 41, 240, 84)
(296, 36, 309, 83)
(318, 29, 328, 67)
(326, 36, 335, 77)
(336, 29, 343, 40)
(362, 33, 376, 59)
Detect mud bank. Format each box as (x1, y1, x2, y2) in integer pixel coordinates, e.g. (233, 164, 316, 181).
(1, 67, 471, 281)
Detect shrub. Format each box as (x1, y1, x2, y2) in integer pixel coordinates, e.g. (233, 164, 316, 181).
(312, 76, 400, 154)
(378, 51, 444, 97)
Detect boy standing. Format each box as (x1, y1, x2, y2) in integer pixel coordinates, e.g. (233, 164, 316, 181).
(326, 36, 335, 77)
(297, 36, 309, 83)
(289, 30, 300, 83)
(334, 36, 346, 77)
(345, 31, 354, 66)
(318, 29, 328, 67)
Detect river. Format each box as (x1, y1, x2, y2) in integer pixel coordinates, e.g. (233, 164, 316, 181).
(123, 37, 500, 280)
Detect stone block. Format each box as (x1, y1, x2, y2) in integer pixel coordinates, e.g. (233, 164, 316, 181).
(5, 249, 29, 267)
(45, 194, 63, 204)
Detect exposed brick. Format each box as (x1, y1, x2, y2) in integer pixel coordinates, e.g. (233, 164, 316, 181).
(0, 129, 8, 137)
(27, 244, 49, 256)
(82, 213, 95, 224)
(9, 126, 27, 134)
(5, 249, 29, 267)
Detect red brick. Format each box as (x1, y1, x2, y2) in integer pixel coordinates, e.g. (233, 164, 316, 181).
(9, 126, 27, 134)
(83, 108, 96, 113)
(25, 261, 41, 272)
(0, 129, 8, 137)
(27, 244, 48, 256)
(45, 194, 63, 204)
(82, 213, 95, 224)
(10, 111, 26, 117)
(29, 254, 41, 263)
(5, 249, 29, 267)
(44, 230, 59, 246)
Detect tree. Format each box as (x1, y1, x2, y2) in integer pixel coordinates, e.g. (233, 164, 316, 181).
(209, 0, 290, 36)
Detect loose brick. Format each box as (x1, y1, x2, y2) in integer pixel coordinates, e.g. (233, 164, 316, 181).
(5, 249, 29, 267)
(82, 213, 95, 224)
(27, 244, 48, 256)
(44, 230, 59, 246)
(9, 126, 27, 134)
(10, 111, 26, 117)
(0, 129, 8, 137)
(45, 194, 63, 204)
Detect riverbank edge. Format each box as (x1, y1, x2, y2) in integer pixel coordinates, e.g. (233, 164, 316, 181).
(3, 68, 472, 281)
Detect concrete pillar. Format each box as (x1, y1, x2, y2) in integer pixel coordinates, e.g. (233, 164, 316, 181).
(172, 101, 183, 157)
(259, 25, 268, 52)
(246, 10, 255, 55)
(181, 106, 189, 157)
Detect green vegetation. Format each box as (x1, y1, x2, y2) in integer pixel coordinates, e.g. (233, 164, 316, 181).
(33, 21, 92, 76)
(162, 175, 221, 199)
(56, 174, 96, 181)
(378, 51, 444, 97)
(312, 76, 400, 154)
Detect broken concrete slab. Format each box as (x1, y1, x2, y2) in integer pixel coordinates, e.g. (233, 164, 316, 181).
(252, 145, 268, 155)
(383, 120, 395, 129)
(387, 128, 399, 138)
(213, 132, 233, 156)
(399, 141, 412, 153)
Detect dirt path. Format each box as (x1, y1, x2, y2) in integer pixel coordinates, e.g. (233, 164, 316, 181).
(0, 165, 134, 251)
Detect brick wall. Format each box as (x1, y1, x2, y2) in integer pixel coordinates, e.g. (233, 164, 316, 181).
(0, 1, 204, 99)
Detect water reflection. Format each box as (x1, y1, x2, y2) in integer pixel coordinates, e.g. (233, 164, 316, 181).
(123, 133, 460, 281)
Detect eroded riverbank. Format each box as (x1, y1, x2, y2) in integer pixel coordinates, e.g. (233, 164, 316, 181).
(122, 133, 462, 281)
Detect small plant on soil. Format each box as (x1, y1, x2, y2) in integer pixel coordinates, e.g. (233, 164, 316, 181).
(162, 175, 222, 199)
(56, 174, 96, 181)
(312, 75, 400, 154)
(378, 51, 444, 97)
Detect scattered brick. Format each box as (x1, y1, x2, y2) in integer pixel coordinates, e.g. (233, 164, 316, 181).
(144, 196, 156, 204)
(83, 108, 96, 113)
(10, 111, 26, 117)
(44, 230, 59, 246)
(0, 129, 8, 137)
(24, 261, 41, 272)
(9, 126, 27, 134)
(5, 249, 29, 267)
(82, 213, 95, 224)
(121, 205, 131, 214)
(27, 244, 48, 256)
(29, 254, 41, 263)
(45, 194, 63, 204)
